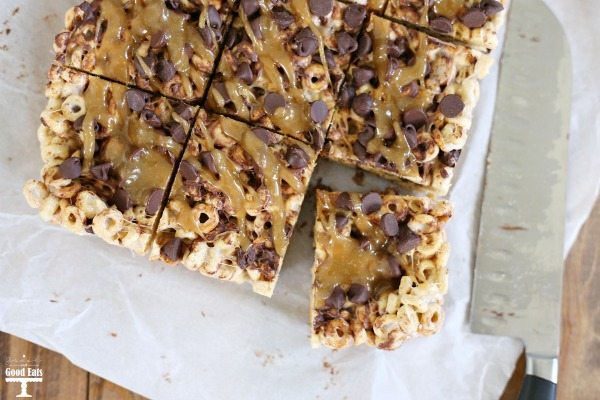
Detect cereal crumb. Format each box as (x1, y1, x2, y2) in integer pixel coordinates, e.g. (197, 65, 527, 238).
(109, 332, 117, 338)
(12, 7, 20, 16)
(352, 170, 365, 186)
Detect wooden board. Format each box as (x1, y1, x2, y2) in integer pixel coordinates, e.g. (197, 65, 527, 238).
(2, 197, 599, 399)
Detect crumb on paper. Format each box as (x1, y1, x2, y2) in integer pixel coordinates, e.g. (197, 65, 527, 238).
(201, 311, 206, 317)
(500, 224, 527, 231)
(84, 298, 91, 302)
(109, 332, 117, 338)
(162, 372, 172, 383)
(254, 350, 276, 367)
(352, 170, 365, 186)
(12, 7, 19, 16)
(49, 299, 58, 303)
(0, 45, 8, 51)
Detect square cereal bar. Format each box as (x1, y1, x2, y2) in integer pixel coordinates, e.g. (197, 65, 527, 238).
(206, 0, 368, 145)
(324, 15, 492, 195)
(151, 111, 317, 296)
(54, 0, 232, 101)
(384, 0, 508, 50)
(311, 190, 452, 349)
(23, 64, 197, 254)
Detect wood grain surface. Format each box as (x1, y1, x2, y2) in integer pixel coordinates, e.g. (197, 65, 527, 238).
(1, 197, 599, 399)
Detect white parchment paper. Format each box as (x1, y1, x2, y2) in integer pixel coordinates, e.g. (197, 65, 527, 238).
(1, 1, 598, 399)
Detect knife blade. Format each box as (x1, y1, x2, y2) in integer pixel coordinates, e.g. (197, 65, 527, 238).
(470, 0, 571, 399)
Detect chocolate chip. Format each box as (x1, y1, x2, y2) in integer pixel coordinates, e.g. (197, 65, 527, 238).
(338, 84, 355, 108)
(380, 213, 399, 236)
(387, 255, 402, 277)
(91, 162, 111, 181)
(361, 192, 382, 214)
(439, 94, 465, 117)
(198, 151, 218, 177)
(142, 109, 162, 128)
(174, 103, 194, 121)
(347, 284, 369, 304)
(352, 141, 367, 161)
(352, 67, 375, 87)
(58, 157, 81, 179)
(403, 125, 418, 150)
(113, 188, 133, 212)
(150, 31, 168, 49)
(460, 8, 488, 28)
(310, 100, 329, 124)
(309, 0, 332, 16)
(146, 188, 164, 215)
(344, 4, 366, 29)
(336, 31, 358, 55)
(241, 0, 259, 17)
(481, 0, 504, 16)
(252, 127, 277, 145)
(73, 115, 85, 131)
(169, 123, 187, 144)
(403, 108, 428, 130)
(439, 149, 461, 167)
(388, 40, 408, 59)
(156, 59, 176, 82)
(335, 213, 349, 230)
(396, 224, 421, 253)
(161, 237, 185, 261)
(357, 126, 375, 146)
(224, 28, 241, 49)
(165, 0, 181, 11)
(125, 89, 147, 112)
(325, 286, 346, 309)
(351, 93, 373, 117)
(294, 27, 318, 57)
(199, 27, 213, 47)
(236, 62, 254, 85)
(179, 160, 199, 181)
(272, 6, 294, 29)
(335, 192, 353, 210)
(264, 92, 286, 114)
(207, 5, 221, 30)
(307, 129, 324, 150)
(430, 16, 453, 33)
(404, 81, 420, 98)
(354, 32, 372, 59)
(213, 81, 231, 105)
(250, 17, 263, 40)
(286, 145, 309, 169)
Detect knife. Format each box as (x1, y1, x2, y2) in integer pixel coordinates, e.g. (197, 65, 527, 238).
(469, 0, 571, 399)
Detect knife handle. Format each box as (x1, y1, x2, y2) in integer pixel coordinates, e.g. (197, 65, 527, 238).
(518, 354, 558, 400)
(518, 375, 556, 400)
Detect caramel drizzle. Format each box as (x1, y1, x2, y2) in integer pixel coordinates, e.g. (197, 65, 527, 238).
(289, 0, 332, 88)
(366, 19, 430, 177)
(231, 3, 316, 135)
(81, 78, 182, 205)
(95, 0, 131, 83)
(430, 0, 463, 18)
(130, 0, 214, 97)
(314, 193, 394, 308)
(173, 117, 305, 255)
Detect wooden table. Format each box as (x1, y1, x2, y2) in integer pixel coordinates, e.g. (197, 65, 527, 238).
(2, 198, 599, 399)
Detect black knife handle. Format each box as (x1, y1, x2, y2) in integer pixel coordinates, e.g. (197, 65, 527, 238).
(518, 375, 557, 400)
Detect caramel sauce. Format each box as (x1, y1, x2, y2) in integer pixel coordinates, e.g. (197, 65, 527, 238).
(81, 78, 182, 205)
(232, 5, 317, 135)
(171, 116, 306, 255)
(365, 19, 430, 177)
(95, 0, 131, 83)
(314, 193, 394, 308)
(130, 0, 213, 96)
(430, 0, 464, 18)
